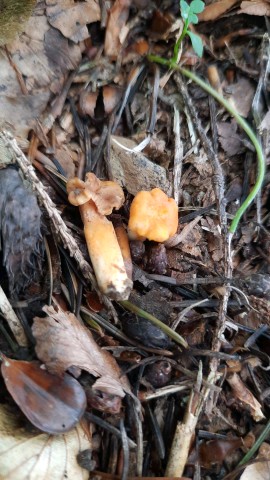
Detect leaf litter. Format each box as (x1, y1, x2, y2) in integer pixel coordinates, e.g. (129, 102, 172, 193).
(0, 0, 270, 479)
(32, 305, 131, 398)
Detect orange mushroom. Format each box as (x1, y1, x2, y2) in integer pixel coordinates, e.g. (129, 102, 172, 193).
(67, 173, 133, 301)
(128, 188, 178, 243)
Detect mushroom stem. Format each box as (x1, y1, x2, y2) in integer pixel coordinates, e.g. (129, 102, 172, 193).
(114, 224, 133, 281)
(80, 201, 132, 300)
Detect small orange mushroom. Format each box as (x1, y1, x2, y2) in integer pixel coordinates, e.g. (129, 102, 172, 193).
(67, 173, 132, 301)
(128, 188, 178, 243)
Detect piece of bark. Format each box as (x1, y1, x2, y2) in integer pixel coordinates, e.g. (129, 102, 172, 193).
(110, 136, 170, 195)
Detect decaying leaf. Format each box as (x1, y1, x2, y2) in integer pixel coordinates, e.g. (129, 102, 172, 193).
(104, 0, 131, 59)
(217, 121, 245, 157)
(198, 0, 238, 21)
(46, 0, 101, 43)
(1, 356, 86, 434)
(240, 443, 270, 480)
(33, 305, 131, 398)
(227, 373, 265, 422)
(189, 437, 243, 468)
(239, 0, 270, 16)
(228, 77, 255, 118)
(0, 10, 82, 139)
(0, 404, 90, 480)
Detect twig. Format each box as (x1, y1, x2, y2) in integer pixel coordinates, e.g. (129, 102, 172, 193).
(0, 286, 28, 347)
(173, 105, 183, 205)
(165, 364, 215, 477)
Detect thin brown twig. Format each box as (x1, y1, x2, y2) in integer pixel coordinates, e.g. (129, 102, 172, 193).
(173, 73, 233, 414)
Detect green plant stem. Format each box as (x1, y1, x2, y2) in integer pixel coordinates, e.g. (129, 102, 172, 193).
(173, 20, 189, 62)
(119, 300, 188, 348)
(238, 418, 270, 467)
(148, 54, 265, 236)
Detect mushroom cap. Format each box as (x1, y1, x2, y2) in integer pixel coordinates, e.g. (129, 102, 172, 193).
(128, 188, 178, 242)
(67, 177, 92, 206)
(67, 173, 125, 214)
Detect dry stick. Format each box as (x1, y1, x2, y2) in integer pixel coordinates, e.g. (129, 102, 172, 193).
(173, 105, 183, 205)
(0, 286, 28, 347)
(173, 74, 231, 413)
(0, 130, 116, 316)
(165, 364, 215, 477)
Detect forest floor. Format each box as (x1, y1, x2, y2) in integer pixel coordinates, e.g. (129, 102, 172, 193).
(0, 1, 270, 479)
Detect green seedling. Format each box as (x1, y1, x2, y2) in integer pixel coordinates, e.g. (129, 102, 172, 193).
(174, 0, 205, 60)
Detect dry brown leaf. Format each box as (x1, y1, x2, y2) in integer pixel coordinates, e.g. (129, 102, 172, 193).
(217, 121, 245, 157)
(46, 0, 101, 43)
(0, 404, 90, 480)
(198, 0, 238, 21)
(0, 93, 51, 143)
(104, 0, 131, 59)
(227, 373, 265, 421)
(0, 11, 81, 139)
(9, 17, 82, 92)
(239, 0, 270, 15)
(229, 77, 255, 118)
(240, 443, 270, 479)
(33, 305, 130, 398)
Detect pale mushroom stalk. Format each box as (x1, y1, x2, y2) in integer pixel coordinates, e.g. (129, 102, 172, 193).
(67, 174, 133, 301)
(80, 200, 132, 300)
(114, 223, 133, 281)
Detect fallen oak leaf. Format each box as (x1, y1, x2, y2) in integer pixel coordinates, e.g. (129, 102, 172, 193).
(33, 305, 131, 398)
(1, 355, 86, 434)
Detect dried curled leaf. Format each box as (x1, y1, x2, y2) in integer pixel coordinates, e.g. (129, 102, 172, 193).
(0, 167, 43, 293)
(1, 356, 86, 434)
(0, 404, 90, 480)
(33, 306, 131, 398)
(227, 373, 265, 421)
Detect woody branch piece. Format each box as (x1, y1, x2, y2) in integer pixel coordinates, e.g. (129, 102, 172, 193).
(67, 173, 133, 301)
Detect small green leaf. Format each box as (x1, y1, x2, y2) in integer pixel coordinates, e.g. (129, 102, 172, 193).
(180, 0, 190, 20)
(187, 30, 203, 57)
(190, 0, 205, 14)
(188, 12, 199, 24)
